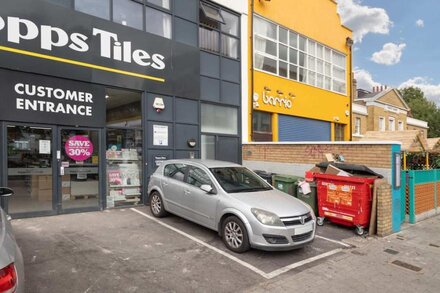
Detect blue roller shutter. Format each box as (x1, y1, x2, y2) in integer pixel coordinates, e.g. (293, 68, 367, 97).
(278, 115, 331, 142)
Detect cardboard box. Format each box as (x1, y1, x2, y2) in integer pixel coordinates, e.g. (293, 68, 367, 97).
(325, 165, 352, 177)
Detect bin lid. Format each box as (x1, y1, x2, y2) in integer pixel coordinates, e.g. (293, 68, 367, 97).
(315, 162, 383, 178)
(273, 174, 304, 182)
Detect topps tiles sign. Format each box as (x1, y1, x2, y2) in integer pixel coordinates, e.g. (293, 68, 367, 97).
(0, 0, 199, 99)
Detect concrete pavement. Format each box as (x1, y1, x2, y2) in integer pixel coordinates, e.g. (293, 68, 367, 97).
(245, 215, 440, 293)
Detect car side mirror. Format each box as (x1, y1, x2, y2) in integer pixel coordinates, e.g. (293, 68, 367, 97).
(200, 184, 215, 194)
(0, 187, 14, 197)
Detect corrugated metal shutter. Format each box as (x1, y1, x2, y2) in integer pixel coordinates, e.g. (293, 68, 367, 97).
(278, 115, 331, 141)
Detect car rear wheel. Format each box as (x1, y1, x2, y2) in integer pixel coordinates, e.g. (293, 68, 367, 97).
(149, 191, 167, 218)
(222, 216, 250, 253)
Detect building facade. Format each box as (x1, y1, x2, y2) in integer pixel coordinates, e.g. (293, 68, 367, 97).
(352, 87, 429, 140)
(0, 0, 247, 218)
(245, 0, 353, 143)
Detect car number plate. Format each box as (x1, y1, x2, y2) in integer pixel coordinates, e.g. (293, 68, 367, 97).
(294, 223, 313, 235)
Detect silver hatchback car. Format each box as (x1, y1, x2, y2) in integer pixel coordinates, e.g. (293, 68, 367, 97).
(148, 160, 316, 253)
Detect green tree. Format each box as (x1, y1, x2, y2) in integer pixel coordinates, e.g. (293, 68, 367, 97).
(399, 86, 440, 137)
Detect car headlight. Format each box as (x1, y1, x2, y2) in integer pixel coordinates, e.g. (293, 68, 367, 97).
(251, 208, 284, 227)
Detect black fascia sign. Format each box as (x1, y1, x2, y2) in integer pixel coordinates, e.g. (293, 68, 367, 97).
(0, 0, 200, 99)
(0, 69, 106, 127)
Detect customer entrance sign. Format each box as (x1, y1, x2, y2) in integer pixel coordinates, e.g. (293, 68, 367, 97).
(65, 135, 93, 162)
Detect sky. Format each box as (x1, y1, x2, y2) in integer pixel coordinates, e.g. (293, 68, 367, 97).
(336, 0, 440, 105)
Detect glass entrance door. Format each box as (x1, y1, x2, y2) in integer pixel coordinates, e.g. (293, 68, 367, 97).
(6, 125, 55, 215)
(59, 128, 100, 211)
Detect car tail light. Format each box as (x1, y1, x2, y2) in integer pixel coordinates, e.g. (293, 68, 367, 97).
(0, 263, 17, 293)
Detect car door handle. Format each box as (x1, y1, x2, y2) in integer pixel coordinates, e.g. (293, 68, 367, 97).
(162, 182, 168, 186)
(184, 190, 190, 195)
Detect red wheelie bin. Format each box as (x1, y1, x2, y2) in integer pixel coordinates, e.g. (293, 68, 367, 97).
(314, 173, 376, 235)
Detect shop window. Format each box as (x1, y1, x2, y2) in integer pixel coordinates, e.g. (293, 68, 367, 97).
(252, 111, 272, 141)
(146, 7, 172, 39)
(105, 88, 143, 208)
(201, 104, 238, 135)
(201, 135, 215, 160)
(334, 123, 345, 141)
(147, 0, 170, 10)
(75, 0, 110, 20)
(113, 0, 143, 30)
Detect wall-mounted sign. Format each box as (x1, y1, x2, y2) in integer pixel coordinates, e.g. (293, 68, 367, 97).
(153, 125, 168, 146)
(0, 0, 200, 99)
(0, 69, 106, 127)
(154, 155, 168, 167)
(254, 91, 293, 109)
(65, 135, 93, 162)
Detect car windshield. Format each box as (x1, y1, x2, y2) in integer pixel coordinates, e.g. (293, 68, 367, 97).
(209, 167, 272, 193)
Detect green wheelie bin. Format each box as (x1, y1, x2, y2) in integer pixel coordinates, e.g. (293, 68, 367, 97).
(273, 174, 304, 197)
(297, 181, 318, 216)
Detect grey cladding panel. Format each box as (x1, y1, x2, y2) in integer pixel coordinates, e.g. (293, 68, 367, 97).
(175, 124, 199, 150)
(221, 81, 240, 106)
(174, 18, 198, 47)
(174, 0, 198, 22)
(148, 149, 174, 177)
(146, 94, 173, 122)
(200, 76, 220, 102)
(175, 150, 199, 159)
(201, 52, 220, 78)
(221, 58, 240, 83)
(217, 136, 239, 163)
(175, 98, 198, 124)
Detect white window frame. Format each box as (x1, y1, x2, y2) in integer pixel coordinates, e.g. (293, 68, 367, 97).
(379, 117, 385, 131)
(252, 14, 347, 95)
(398, 120, 404, 131)
(354, 117, 361, 135)
(388, 117, 396, 131)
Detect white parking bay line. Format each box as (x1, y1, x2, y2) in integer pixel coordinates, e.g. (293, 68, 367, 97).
(315, 235, 352, 248)
(131, 208, 269, 278)
(131, 208, 344, 279)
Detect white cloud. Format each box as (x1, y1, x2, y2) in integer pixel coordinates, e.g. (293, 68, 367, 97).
(399, 77, 440, 105)
(371, 43, 406, 66)
(354, 69, 380, 91)
(416, 19, 424, 28)
(337, 0, 393, 43)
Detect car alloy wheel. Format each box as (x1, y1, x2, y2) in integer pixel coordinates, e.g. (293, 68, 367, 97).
(222, 216, 250, 253)
(149, 191, 167, 218)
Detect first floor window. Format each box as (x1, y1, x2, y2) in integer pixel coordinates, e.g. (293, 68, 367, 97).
(379, 117, 385, 131)
(354, 117, 361, 135)
(389, 117, 396, 131)
(398, 121, 404, 131)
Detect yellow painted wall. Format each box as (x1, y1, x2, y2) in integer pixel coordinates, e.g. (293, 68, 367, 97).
(249, 0, 353, 141)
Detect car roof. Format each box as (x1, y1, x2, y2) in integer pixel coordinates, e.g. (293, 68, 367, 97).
(163, 159, 242, 168)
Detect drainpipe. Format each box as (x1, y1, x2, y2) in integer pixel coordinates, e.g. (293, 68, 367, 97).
(250, 0, 255, 142)
(346, 37, 354, 141)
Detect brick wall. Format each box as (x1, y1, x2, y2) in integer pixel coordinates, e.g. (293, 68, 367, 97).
(415, 183, 436, 214)
(377, 183, 392, 237)
(243, 143, 392, 169)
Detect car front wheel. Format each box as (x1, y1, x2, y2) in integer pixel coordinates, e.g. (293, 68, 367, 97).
(222, 216, 250, 253)
(149, 191, 167, 218)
